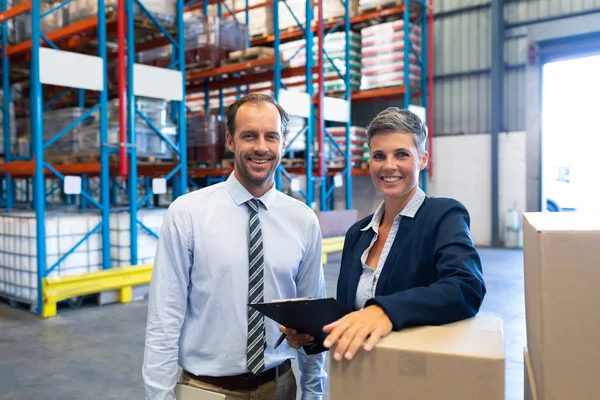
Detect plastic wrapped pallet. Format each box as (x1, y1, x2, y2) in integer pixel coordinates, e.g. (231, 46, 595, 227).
(68, 0, 116, 23)
(13, 0, 68, 43)
(322, 126, 367, 166)
(357, 0, 401, 14)
(360, 20, 422, 91)
(0, 210, 103, 304)
(183, 15, 227, 69)
(135, 15, 244, 69)
(314, 0, 359, 20)
(280, 33, 361, 94)
(110, 208, 167, 267)
(187, 115, 227, 164)
(286, 117, 307, 152)
(68, 0, 174, 25)
(77, 121, 177, 160)
(0, 90, 16, 155)
(210, 0, 308, 39)
(42, 107, 96, 159)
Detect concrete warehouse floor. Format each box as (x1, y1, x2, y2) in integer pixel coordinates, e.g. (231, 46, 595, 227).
(0, 248, 526, 400)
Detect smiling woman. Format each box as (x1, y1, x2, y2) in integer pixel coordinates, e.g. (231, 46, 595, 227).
(284, 107, 487, 363)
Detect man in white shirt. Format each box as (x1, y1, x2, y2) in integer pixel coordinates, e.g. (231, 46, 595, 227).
(142, 93, 328, 400)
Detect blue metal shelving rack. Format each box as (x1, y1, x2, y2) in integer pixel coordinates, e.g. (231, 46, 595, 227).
(124, 0, 188, 266)
(273, 0, 317, 209)
(0, 0, 432, 315)
(0, 0, 113, 314)
(314, 0, 353, 211)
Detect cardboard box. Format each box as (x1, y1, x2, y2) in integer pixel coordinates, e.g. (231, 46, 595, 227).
(522, 212, 600, 399)
(330, 316, 505, 400)
(523, 347, 538, 400)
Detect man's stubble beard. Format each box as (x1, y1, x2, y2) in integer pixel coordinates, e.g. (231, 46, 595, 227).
(234, 152, 279, 188)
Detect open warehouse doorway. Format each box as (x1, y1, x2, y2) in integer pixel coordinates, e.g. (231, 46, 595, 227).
(541, 53, 600, 213)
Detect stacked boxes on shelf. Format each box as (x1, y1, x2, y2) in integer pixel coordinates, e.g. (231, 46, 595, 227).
(324, 126, 367, 167)
(0, 90, 16, 156)
(316, 0, 359, 20)
(15, 100, 177, 161)
(187, 114, 227, 164)
(0, 210, 103, 303)
(12, 0, 176, 44)
(213, 0, 309, 39)
(135, 14, 246, 70)
(360, 20, 422, 91)
(279, 31, 361, 94)
(79, 98, 178, 160)
(357, 0, 400, 13)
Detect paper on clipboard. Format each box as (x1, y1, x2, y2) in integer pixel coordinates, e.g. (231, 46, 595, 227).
(175, 383, 228, 399)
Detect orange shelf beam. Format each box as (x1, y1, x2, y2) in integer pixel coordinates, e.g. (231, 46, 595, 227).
(0, 160, 367, 178)
(252, 5, 408, 46)
(6, 16, 100, 57)
(187, 56, 275, 81)
(351, 86, 406, 102)
(0, 1, 31, 23)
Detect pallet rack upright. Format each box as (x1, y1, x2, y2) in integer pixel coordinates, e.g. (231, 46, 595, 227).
(0, 0, 112, 314)
(123, 0, 188, 266)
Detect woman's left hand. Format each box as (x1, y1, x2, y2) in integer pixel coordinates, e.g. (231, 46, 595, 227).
(322, 305, 393, 361)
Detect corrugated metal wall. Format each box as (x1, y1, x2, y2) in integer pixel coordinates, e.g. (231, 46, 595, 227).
(433, 1, 490, 134)
(431, 0, 600, 135)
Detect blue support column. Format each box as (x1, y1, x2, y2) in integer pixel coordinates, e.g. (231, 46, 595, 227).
(203, 0, 210, 117)
(218, 2, 224, 116)
(31, 0, 47, 315)
(274, 0, 282, 191)
(343, 0, 352, 210)
(404, 0, 411, 109)
(177, 0, 187, 198)
(420, 2, 428, 193)
(491, 0, 504, 247)
(1, 0, 13, 209)
(98, 0, 110, 269)
(80, 177, 89, 210)
(126, 0, 138, 265)
(304, 0, 315, 208)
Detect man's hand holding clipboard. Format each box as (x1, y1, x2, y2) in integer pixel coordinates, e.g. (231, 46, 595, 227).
(248, 297, 350, 355)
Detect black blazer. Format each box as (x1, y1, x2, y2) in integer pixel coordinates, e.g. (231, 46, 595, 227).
(336, 196, 486, 331)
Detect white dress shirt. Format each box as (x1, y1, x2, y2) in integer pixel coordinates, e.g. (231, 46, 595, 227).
(142, 172, 328, 400)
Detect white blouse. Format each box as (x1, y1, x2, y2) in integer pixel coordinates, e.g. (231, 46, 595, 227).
(354, 187, 426, 310)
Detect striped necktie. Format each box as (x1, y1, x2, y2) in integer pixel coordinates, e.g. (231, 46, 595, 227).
(246, 198, 265, 375)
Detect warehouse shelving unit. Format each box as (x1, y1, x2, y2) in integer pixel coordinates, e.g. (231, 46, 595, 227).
(184, 1, 433, 210)
(0, 0, 189, 313)
(0, 0, 433, 315)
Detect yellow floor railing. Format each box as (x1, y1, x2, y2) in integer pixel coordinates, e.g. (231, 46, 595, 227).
(42, 236, 345, 318)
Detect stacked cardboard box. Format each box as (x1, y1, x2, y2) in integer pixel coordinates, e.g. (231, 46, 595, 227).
(324, 126, 367, 167)
(357, 0, 400, 14)
(522, 212, 600, 399)
(330, 316, 505, 400)
(279, 32, 361, 94)
(211, 0, 308, 38)
(360, 20, 422, 91)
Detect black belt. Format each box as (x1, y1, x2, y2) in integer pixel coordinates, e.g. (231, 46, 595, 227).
(185, 359, 292, 391)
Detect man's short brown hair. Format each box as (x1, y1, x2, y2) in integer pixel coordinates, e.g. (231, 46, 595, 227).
(226, 93, 290, 138)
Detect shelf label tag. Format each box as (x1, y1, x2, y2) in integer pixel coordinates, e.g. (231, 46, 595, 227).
(64, 176, 82, 195)
(334, 174, 343, 188)
(290, 178, 301, 192)
(152, 178, 167, 195)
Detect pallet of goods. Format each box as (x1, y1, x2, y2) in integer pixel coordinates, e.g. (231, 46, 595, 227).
(360, 20, 422, 91)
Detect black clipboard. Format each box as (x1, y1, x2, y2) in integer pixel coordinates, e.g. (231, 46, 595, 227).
(249, 297, 350, 355)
